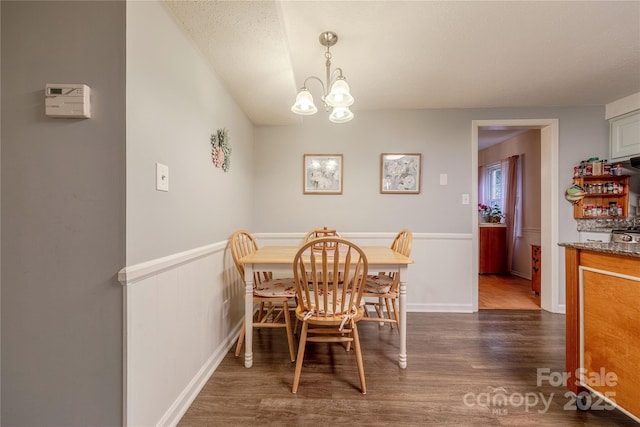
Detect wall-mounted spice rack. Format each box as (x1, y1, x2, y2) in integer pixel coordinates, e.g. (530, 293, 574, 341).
(573, 175, 629, 219)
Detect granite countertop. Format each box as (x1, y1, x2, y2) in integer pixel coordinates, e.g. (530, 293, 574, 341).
(576, 218, 638, 233)
(558, 242, 640, 258)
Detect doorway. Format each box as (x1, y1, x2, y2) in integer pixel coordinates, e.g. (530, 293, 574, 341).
(477, 127, 541, 309)
(471, 119, 560, 313)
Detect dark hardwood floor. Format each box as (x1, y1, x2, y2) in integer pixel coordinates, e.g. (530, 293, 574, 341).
(479, 274, 541, 309)
(179, 311, 637, 426)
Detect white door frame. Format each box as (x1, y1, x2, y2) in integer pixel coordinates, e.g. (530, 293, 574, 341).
(471, 119, 560, 313)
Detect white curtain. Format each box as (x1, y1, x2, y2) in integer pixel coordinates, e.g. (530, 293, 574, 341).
(478, 164, 487, 207)
(503, 155, 522, 271)
(500, 160, 509, 215)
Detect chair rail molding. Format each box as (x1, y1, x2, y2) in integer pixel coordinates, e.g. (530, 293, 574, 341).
(119, 239, 240, 426)
(118, 240, 228, 285)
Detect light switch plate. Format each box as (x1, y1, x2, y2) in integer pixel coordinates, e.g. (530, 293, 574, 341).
(462, 193, 470, 205)
(439, 173, 448, 185)
(156, 163, 169, 192)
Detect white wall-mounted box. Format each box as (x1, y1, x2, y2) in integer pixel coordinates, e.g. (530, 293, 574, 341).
(45, 83, 91, 118)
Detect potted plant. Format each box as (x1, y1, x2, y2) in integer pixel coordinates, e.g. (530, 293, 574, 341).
(478, 203, 491, 222)
(488, 204, 504, 223)
(478, 203, 504, 223)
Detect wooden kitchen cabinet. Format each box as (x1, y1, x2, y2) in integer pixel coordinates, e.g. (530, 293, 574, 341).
(563, 247, 640, 421)
(479, 224, 507, 274)
(531, 245, 541, 295)
(610, 110, 640, 161)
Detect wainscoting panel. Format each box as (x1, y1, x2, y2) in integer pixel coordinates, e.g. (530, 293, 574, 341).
(118, 231, 473, 426)
(119, 242, 243, 426)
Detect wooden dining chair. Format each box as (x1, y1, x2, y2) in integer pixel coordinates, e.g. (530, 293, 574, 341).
(361, 229, 413, 331)
(291, 237, 369, 394)
(301, 226, 345, 292)
(302, 226, 341, 249)
(230, 230, 296, 362)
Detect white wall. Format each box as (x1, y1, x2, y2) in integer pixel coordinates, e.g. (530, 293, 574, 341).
(126, 1, 255, 265)
(123, 2, 256, 424)
(479, 130, 542, 278)
(254, 109, 475, 233)
(253, 108, 607, 238)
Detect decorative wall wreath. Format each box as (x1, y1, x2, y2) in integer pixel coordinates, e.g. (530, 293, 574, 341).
(210, 128, 231, 172)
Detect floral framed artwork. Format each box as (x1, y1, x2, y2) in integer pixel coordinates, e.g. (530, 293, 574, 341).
(303, 154, 343, 194)
(380, 153, 421, 194)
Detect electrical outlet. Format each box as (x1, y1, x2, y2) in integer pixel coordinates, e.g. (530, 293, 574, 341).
(439, 173, 448, 185)
(156, 163, 169, 192)
(462, 193, 470, 205)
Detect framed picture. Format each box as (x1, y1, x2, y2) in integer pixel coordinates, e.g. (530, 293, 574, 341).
(380, 153, 421, 194)
(303, 154, 343, 194)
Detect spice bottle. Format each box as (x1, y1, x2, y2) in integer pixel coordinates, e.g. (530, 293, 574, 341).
(592, 159, 603, 176)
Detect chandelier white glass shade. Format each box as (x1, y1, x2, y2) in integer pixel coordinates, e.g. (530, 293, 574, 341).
(328, 106, 354, 123)
(291, 89, 318, 115)
(291, 31, 354, 123)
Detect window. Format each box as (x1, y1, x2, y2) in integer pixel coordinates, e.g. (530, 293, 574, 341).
(485, 162, 502, 209)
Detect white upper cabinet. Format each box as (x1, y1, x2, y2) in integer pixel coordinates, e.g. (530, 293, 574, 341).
(610, 110, 640, 162)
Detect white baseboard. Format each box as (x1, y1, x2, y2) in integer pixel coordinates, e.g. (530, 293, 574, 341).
(157, 321, 242, 427)
(408, 303, 474, 313)
(511, 270, 531, 280)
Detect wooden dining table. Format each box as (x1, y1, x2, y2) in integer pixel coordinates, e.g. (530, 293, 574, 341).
(239, 245, 414, 369)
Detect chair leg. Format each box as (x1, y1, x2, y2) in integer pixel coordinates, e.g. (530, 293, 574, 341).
(283, 301, 296, 362)
(292, 322, 308, 394)
(351, 321, 366, 394)
(294, 317, 300, 335)
(373, 297, 385, 323)
(234, 320, 246, 357)
(363, 301, 371, 318)
(384, 297, 395, 329)
(375, 297, 389, 326)
(392, 297, 400, 333)
(292, 297, 300, 334)
(256, 302, 265, 322)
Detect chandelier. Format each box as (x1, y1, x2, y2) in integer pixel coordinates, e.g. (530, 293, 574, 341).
(291, 31, 354, 123)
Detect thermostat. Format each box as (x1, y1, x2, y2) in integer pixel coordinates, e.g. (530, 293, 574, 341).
(45, 83, 91, 118)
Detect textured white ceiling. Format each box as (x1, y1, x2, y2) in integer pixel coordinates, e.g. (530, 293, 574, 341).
(164, 0, 640, 129)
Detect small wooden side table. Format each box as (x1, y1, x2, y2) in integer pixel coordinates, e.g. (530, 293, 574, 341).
(531, 245, 541, 295)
